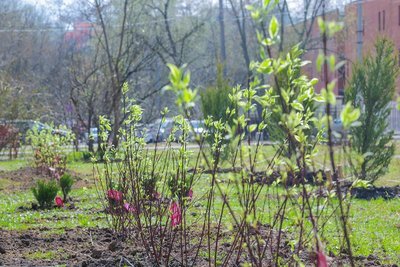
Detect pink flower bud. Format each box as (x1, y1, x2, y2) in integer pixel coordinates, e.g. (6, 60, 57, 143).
(107, 189, 123, 202)
(170, 201, 181, 227)
(123, 203, 136, 213)
(187, 188, 193, 200)
(317, 250, 328, 267)
(55, 196, 64, 207)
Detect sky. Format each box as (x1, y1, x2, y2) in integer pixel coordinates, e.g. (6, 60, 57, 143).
(25, 0, 74, 6)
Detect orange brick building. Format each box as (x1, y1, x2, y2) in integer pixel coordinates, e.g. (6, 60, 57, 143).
(305, 0, 400, 96)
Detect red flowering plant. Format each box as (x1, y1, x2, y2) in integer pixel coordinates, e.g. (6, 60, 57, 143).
(317, 250, 328, 267)
(105, 182, 125, 215)
(55, 196, 64, 207)
(169, 201, 182, 227)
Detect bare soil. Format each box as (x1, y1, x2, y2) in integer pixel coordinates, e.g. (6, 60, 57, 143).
(0, 226, 393, 266)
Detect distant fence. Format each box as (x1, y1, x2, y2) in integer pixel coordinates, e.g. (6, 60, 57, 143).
(316, 100, 400, 135)
(388, 101, 400, 134)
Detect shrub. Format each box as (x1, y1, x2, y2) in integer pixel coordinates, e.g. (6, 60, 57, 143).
(200, 64, 236, 129)
(346, 38, 398, 182)
(59, 174, 74, 202)
(27, 124, 74, 178)
(67, 151, 92, 162)
(32, 180, 59, 209)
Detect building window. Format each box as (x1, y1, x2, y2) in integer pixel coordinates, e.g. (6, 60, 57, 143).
(338, 64, 346, 95)
(379, 11, 381, 31)
(383, 10, 386, 30)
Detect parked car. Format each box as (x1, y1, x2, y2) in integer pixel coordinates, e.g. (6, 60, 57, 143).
(188, 120, 205, 141)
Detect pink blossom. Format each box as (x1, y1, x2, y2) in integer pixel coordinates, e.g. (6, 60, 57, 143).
(187, 188, 193, 200)
(123, 203, 136, 213)
(107, 189, 123, 202)
(55, 196, 64, 207)
(169, 201, 181, 227)
(317, 250, 328, 267)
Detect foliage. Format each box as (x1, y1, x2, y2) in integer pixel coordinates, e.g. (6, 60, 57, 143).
(95, 85, 200, 264)
(66, 151, 92, 163)
(346, 38, 398, 182)
(31, 180, 59, 209)
(90, 3, 362, 266)
(59, 174, 74, 202)
(27, 125, 74, 178)
(200, 64, 236, 127)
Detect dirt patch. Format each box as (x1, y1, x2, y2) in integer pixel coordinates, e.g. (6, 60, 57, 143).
(0, 227, 149, 266)
(0, 167, 92, 192)
(0, 226, 392, 266)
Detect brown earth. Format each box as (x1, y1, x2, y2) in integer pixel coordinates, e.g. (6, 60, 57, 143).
(0, 227, 150, 266)
(0, 226, 392, 267)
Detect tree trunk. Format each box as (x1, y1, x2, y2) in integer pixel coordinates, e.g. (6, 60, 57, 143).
(218, 0, 227, 76)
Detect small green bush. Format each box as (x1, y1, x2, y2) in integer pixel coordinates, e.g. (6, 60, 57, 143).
(32, 180, 59, 209)
(66, 151, 92, 163)
(59, 174, 74, 202)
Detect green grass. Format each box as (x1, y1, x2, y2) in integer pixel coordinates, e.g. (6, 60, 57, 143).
(0, 187, 106, 230)
(375, 158, 400, 187)
(349, 199, 400, 263)
(25, 249, 68, 260)
(0, 159, 27, 171)
(68, 161, 93, 176)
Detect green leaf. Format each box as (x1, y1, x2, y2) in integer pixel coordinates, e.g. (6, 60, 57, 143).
(317, 17, 325, 34)
(320, 88, 336, 105)
(340, 102, 360, 129)
(310, 78, 319, 86)
(269, 16, 279, 39)
(291, 102, 304, 111)
(351, 179, 371, 189)
(316, 52, 324, 72)
(167, 64, 180, 83)
(263, 0, 271, 7)
(183, 71, 191, 87)
(248, 124, 257, 133)
(281, 88, 289, 104)
(250, 10, 260, 21)
(329, 54, 336, 72)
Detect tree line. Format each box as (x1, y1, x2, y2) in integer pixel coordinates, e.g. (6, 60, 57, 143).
(0, 0, 348, 149)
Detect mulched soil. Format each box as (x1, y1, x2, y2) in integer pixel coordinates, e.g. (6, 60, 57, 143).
(351, 185, 400, 200)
